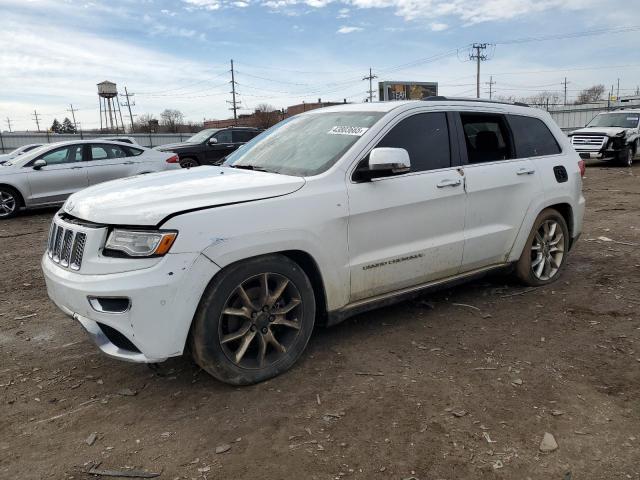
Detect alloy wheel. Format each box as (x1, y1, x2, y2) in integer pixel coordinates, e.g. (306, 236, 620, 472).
(531, 219, 565, 281)
(218, 272, 303, 369)
(0, 191, 16, 217)
(626, 148, 633, 166)
(180, 159, 197, 168)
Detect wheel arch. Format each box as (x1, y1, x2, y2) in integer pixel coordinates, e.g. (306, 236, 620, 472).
(0, 183, 25, 207)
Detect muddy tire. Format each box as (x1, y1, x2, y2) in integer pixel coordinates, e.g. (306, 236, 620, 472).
(180, 157, 200, 168)
(515, 208, 570, 286)
(619, 147, 633, 168)
(189, 254, 316, 385)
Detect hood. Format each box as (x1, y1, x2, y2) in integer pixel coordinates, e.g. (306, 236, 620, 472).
(64, 166, 305, 226)
(569, 126, 629, 137)
(154, 141, 197, 151)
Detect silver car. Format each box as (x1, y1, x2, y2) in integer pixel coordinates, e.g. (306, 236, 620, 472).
(0, 140, 179, 219)
(0, 143, 44, 164)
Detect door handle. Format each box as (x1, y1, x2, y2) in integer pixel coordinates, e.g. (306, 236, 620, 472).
(517, 168, 535, 175)
(70, 166, 83, 169)
(437, 179, 462, 188)
(124, 161, 134, 165)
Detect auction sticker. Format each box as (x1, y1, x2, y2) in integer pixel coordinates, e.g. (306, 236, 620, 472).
(328, 126, 369, 136)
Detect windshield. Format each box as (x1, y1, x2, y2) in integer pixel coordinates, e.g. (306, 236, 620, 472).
(587, 113, 640, 129)
(224, 111, 384, 176)
(187, 129, 218, 143)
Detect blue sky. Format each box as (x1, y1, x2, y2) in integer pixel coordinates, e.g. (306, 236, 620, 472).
(1, 0, 640, 131)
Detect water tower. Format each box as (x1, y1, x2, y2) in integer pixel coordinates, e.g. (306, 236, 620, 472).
(98, 81, 125, 133)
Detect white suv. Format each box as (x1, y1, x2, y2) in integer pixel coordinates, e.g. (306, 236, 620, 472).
(42, 98, 585, 385)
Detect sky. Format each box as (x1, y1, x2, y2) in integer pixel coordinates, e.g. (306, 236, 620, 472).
(1, 0, 640, 131)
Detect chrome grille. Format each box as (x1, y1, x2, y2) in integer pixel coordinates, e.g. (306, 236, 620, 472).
(47, 220, 86, 271)
(571, 135, 607, 148)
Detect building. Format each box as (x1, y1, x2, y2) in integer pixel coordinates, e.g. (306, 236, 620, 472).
(378, 81, 438, 101)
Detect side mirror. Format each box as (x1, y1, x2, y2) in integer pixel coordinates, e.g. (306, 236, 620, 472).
(369, 147, 411, 174)
(208, 137, 218, 145)
(33, 159, 47, 170)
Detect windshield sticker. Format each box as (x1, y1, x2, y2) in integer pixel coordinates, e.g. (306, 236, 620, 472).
(328, 126, 369, 136)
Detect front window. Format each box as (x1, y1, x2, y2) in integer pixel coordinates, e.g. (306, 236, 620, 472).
(187, 129, 219, 143)
(224, 111, 384, 176)
(587, 113, 640, 129)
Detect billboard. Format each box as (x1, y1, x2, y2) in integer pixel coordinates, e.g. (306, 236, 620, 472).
(378, 81, 438, 101)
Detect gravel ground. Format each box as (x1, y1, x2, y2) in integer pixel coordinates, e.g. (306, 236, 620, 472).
(1, 162, 639, 480)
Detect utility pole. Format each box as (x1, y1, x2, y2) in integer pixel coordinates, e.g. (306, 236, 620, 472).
(5, 117, 12, 133)
(363, 68, 377, 102)
(616, 78, 620, 100)
(562, 77, 569, 106)
(486, 75, 496, 100)
(229, 59, 238, 125)
(121, 87, 136, 132)
(470, 43, 488, 99)
(67, 104, 78, 132)
(32, 110, 42, 132)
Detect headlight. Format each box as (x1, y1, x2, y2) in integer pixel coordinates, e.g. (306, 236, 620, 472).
(104, 229, 178, 257)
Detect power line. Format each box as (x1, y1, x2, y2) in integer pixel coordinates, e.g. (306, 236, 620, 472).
(470, 43, 489, 99)
(363, 67, 377, 102)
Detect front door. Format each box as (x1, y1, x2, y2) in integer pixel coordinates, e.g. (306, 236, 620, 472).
(456, 112, 543, 270)
(26, 144, 88, 205)
(205, 130, 236, 165)
(347, 111, 466, 302)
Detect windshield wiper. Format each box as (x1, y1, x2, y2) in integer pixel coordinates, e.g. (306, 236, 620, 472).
(230, 164, 271, 173)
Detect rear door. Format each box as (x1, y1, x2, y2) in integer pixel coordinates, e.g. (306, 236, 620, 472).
(455, 111, 543, 271)
(85, 143, 137, 186)
(26, 144, 88, 205)
(347, 111, 466, 302)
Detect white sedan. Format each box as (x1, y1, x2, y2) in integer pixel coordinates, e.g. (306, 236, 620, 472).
(0, 140, 179, 219)
(0, 143, 44, 164)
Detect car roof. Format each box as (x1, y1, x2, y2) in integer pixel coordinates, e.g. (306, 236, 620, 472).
(29, 140, 145, 149)
(603, 109, 640, 114)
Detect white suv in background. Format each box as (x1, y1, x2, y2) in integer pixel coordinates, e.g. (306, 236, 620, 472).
(42, 98, 585, 385)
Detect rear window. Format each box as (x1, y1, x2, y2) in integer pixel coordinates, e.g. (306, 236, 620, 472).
(508, 115, 561, 158)
(126, 147, 144, 156)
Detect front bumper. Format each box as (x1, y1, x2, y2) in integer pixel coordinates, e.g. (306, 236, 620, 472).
(43, 252, 220, 363)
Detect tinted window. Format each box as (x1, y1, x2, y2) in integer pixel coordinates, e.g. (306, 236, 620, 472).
(508, 115, 561, 158)
(215, 130, 232, 143)
(39, 145, 83, 165)
(126, 147, 144, 156)
(376, 112, 450, 172)
(232, 130, 256, 143)
(460, 113, 513, 164)
(23, 145, 42, 153)
(91, 144, 128, 160)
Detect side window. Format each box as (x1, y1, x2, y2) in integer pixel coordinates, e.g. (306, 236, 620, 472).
(460, 113, 513, 164)
(90, 144, 128, 160)
(215, 130, 232, 144)
(232, 130, 254, 143)
(39, 146, 83, 165)
(107, 145, 128, 158)
(126, 147, 144, 156)
(375, 112, 451, 172)
(508, 115, 561, 158)
(90, 145, 109, 160)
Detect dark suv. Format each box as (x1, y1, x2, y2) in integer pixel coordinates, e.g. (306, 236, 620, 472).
(156, 127, 262, 168)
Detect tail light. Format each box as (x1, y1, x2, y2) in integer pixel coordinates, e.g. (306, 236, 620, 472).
(166, 154, 179, 164)
(578, 159, 586, 177)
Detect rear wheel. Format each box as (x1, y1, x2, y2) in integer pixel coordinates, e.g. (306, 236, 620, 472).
(515, 209, 569, 286)
(180, 157, 200, 168)
(190, 254, 316, 385)
(0, 187, 20, 220)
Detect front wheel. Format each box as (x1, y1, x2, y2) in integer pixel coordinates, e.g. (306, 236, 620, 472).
(0, 187, 20, 220)
(189, 254, 316, 385)
(620, 147, 633, 167)
(515, 209, 569, 286)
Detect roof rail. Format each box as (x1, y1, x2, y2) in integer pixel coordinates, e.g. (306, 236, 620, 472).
(422, 96, 530, 108)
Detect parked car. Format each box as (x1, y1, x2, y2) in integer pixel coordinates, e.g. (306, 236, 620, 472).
(568, 109, 640, 166)
(155, 126, 262, 168)
(0, 143, 44, 164)
(98, 136, 140, 145)
(43, 98, 585, 385)
(0, 140, 179, 219)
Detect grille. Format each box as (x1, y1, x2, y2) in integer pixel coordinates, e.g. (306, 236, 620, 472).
(571, 135, 607, 148)
(47, 220, 87, 271)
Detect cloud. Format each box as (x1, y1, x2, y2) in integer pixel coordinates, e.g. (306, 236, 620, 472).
(337, 7, 350, 18)
(430, 22, 447, 31)
(337, 25, 363, 33)
(183, 0, 221, 10)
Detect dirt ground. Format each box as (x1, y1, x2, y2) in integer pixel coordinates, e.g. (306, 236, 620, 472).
(1, 162, 639, 480)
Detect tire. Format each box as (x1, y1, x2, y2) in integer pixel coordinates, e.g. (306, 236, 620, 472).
(180, 157, 200, 168)
(189, 254, 316, 385)
(0, 186, 20, 220)
(515, 208, 570, 286)
(619, 147, 633, 167)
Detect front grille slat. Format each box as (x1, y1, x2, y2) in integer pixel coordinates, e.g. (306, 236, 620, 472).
(47, 219, 87, 271)
(571, 135, 607, 147)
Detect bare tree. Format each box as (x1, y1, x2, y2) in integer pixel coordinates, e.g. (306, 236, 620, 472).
(526, 91, 561, 107)
(133, 113, 157, 133)
(575, 85, 605, 104)
(253, 104, 281, 130)
(160, 109, 184, 133)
